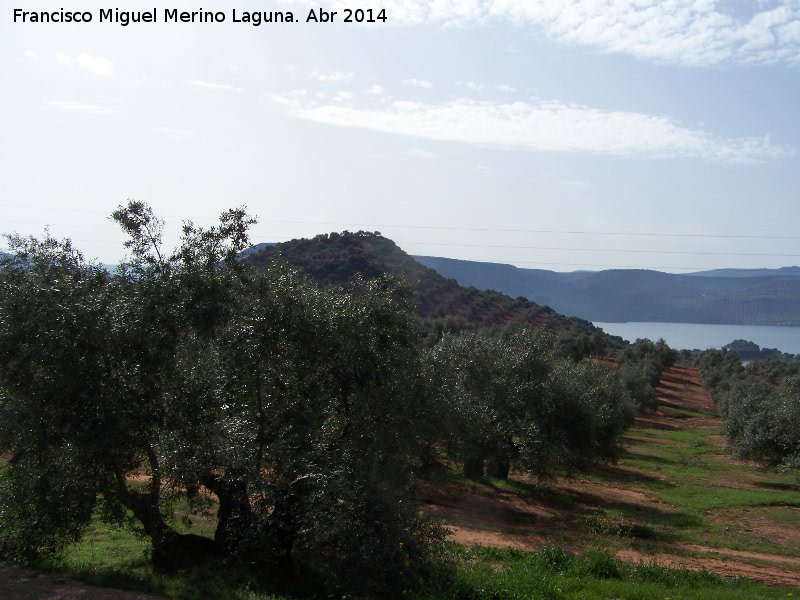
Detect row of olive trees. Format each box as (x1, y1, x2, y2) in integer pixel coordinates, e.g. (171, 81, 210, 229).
(0, 202, 640, 595)
(615, 338, 678, 410)
(697, 349, 800, 477)
(746, 355, 800, 385)
(425, 326, 637, 481)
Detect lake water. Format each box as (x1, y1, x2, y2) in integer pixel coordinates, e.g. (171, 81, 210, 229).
(592, 322, 800, 355)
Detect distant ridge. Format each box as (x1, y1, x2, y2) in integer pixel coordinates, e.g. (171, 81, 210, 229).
(245, 231, 625, 353)
(414, 257, 800, 327)
(687, 266, 800, 278)
(246, 232, 560, 328)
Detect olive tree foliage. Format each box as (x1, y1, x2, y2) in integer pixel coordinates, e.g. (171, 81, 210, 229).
(426, 327, 636, 481)
(209, 265, 441, 591)
(616, 338, 678, 410)
(714, 375, 800, 476)
(696, 348, 745, 396)
(524, 359, 636, 479)
(0, 202, 440, 593)
(697, 348, 799, 477)
(425, 328, 551, 480)
(0, 204, 256, 566)
(552, 326, 607, 363)
(746, 356, 800, 386)
(0, 234, 122, 560)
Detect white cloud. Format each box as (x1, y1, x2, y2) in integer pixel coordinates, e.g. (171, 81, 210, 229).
(496, 84, 516, 93)
(43, 100, 118, 115)
(402, 78, 434, 88)
(24, 50, 39, 61)
(365, 84, 384, 95)
(558, 179, 591, 188)
(310, 70, 355, 82)
(268, 93, 793, 163)
(506, 0, 800, 66)
(186, 80, 242, 91)
(151, 126, 195, 139)
(96, 94, 133, 106)
(409, 148, 439, 159)
(262, 89, 308, 106)
(392, 100, 425, 111)
(57, 53, 113, 75)
(283, 0, 800, 66)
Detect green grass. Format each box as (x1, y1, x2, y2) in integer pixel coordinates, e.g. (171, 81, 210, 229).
(553, 421, 800, 565)
(34, 519, 315, 600)
(422, 414, 800, 566)
(410, 544, 796, 600)
(32, 533, 798, 600)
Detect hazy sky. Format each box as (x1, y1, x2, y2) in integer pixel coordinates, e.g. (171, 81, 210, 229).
(2, 1, 799, 272)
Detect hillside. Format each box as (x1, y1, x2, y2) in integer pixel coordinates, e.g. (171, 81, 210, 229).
(246, 231, 624, 351)
(415, 257, 800, 326)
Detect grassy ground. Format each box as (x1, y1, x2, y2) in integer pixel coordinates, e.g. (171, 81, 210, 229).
(413, 544, 798, 600)
(30, 533, 799, 600)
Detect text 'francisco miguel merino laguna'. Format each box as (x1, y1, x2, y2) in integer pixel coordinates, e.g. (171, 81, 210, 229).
(12, 8, 388, 25)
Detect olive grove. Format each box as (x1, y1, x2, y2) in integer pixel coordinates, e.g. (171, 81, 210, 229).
(1, 202, 640, 595)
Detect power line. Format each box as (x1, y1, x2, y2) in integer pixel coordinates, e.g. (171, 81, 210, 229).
(403, 242, 800, 258)
(3, 205, 799, 240)
(4, 207, 797, 272)
(7, 225, 795, 258)
(269, 222, 800, 241)
(4, 220, 115, 230)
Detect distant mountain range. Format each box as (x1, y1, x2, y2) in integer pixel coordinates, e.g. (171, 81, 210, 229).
(106, 238, 800, 328)
(245, 232, 627, 354)
(687, 267, 800, 278)
(414, 257, 800, 327)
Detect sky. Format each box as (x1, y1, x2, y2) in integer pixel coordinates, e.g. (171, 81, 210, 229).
(2, 0, 800, 273)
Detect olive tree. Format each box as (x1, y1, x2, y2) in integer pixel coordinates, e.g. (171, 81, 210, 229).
(1, 202, 440, 594)
(616, 338, 678, 410)
(204, 264, 440, 591)
(427, 327, 635, 481)
(426, 328, 551, 480)
(719, 375, 800, 475)
(0, 202, 254, 566)
(522, 359, 635, 478)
